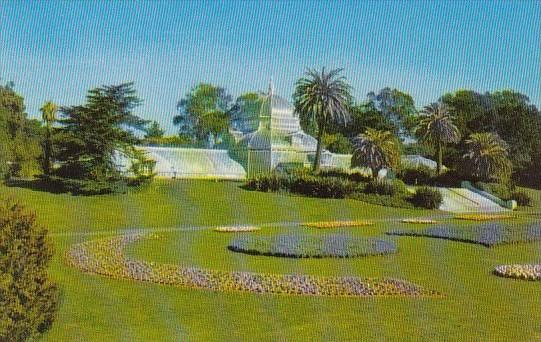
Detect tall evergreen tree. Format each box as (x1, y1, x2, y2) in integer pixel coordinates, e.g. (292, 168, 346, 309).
(55, 82, 148, 180)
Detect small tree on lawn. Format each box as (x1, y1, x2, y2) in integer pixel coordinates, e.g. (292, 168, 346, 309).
(351, 128, 401, 178)
(0, 199, 58, 341)
(463, 132, 512, 182)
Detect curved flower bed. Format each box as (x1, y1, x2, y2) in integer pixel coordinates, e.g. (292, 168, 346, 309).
(301, 220, 374, 229)
(455, 214, 513, 221)
(214, 226, 261, 233)
(401, 219, 438, 224)
(387, 222, 541, 247)
(65, 234, 440, 297)
(494, 264, 541, 281)
(228, 234, 397, 258)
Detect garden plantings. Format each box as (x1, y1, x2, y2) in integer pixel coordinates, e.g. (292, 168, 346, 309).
(228, 234, 397, 258)
(494, 264, 541, 281)
(409, 187, 443, 209)
(301, 220, 374, 229)
(401, 218, 438, 224)
(387, 222, 541, 247)
(455, 214, 513, 221)
(65, 234, 440, 297)
(214, 226, 261, 232)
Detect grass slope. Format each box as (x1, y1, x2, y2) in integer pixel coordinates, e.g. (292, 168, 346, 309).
(1, 180, 540, 341)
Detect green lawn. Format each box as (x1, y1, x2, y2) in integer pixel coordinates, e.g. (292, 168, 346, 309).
(1, 180, 540, 341)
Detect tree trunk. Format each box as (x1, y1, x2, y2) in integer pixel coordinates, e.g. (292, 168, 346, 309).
(313, 122, 326, 173)
(437, 141, 443, 175)
(44, 124, 51, 175)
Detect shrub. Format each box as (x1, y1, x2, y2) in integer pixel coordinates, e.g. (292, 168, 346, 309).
(475, 182, 512, 200)
(289, 175, 358, 198)
(317, 169, 371, 183)
(245, 173, 289, 192)
(364, 178, 406, 196)
(398, 166, 435, 185)
(349, 193, 414, 208)
(0, 200, 58, 341)
(511, 191, 532, 206)
(409, 187, 443, 209)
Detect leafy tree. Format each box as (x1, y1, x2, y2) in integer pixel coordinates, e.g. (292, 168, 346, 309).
(0, 199, 58, 341)
(229, 92, 263, 133)
(351, 128, 401, 178)
(294, 68, 352, 171)
(463, 132, 512, 182)
(0, 83, 43, 178)
(441, 89, 541, 181)
(144, 121, 165, 139)
(367, 87, 418, 137)
(416, 102, 461, 174)
(322, 132, 353, 154)
(40, 101, 58, 175)
(55, 82, 148, 181)
(174, 83, 232, 146)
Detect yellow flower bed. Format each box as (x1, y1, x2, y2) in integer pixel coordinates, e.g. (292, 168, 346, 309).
(401, 219, 438, 224)
(455, 214, 514, 221)
(302, 220, 374, 229)
(214, 226, 261, 233)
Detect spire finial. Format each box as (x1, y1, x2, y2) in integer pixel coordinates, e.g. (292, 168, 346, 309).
(269, 77, 274, 97)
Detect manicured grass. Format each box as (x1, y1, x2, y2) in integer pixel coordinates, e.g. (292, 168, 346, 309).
(1, 180, 540, 341)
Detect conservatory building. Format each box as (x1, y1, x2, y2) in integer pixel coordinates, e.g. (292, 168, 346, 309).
(230, 82, 351, 176)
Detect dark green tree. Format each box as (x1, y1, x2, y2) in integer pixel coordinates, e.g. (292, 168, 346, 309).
(174, 83, 232, 146)
(441, 89, 541, 182)
(229, 92, 263, 133)
(0, 83, 43, 178)
(144, 121, 165, 139)
(0, 199, 58, 341)
(367, 87, 418, 137)
(55, 82, 148, 180)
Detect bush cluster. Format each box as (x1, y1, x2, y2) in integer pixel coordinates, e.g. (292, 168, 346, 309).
(475, 182, 512, 200)
(364, 179, 407, 196)
(409, 187, 443, 209)
(398, 166, 435, 185)
(511, 191, 532, 206)
(245, 172, 359, 198)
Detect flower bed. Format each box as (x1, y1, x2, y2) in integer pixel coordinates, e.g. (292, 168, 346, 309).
(214, 226, 261, 233)
(401, 219, 438, 224)
(454, 214, 513, 221)
(65, 234, 440, 297)
(387, 222, 541, 247)
(494, 264, 541, 281)
(301, 220, 374, 229)
(228, 234, 397, 258)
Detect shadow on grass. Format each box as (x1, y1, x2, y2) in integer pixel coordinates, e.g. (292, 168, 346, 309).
(4, 178, 70, 194)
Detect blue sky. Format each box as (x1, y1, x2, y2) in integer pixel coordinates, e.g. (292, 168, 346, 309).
(1, 1, 540, 133)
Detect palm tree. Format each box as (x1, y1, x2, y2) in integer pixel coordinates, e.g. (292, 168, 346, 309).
(294, 68, 352, 172)
(463, 132, 512, 182)
(351, 128, 401, 178)
(416, 102, 461, 174)
(40, 101, 58, 175)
